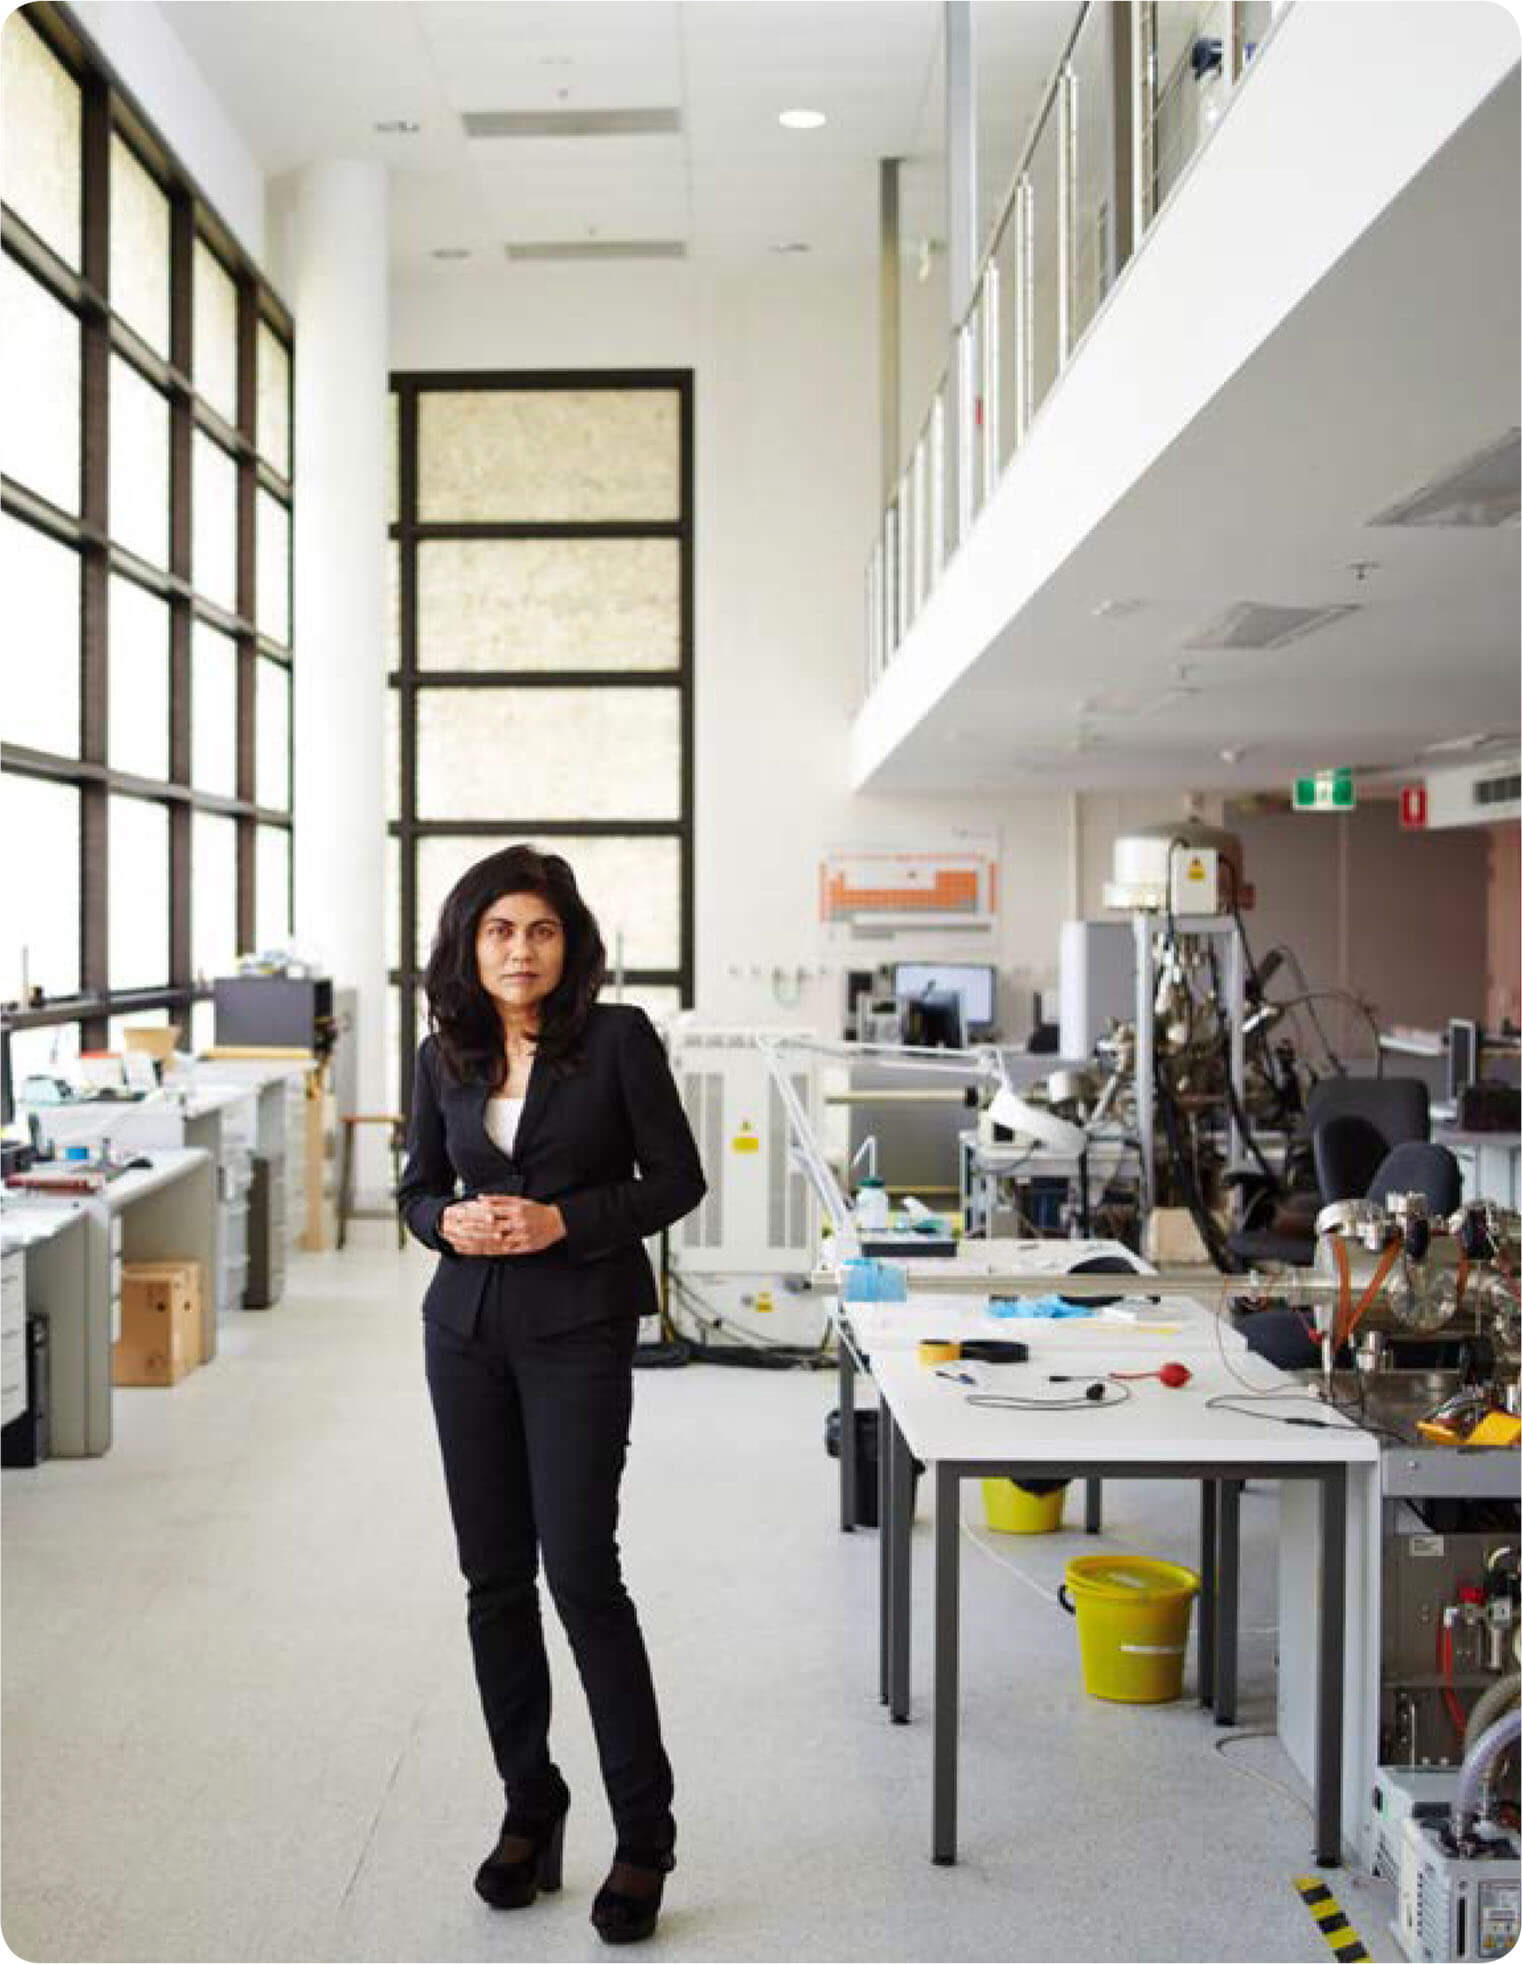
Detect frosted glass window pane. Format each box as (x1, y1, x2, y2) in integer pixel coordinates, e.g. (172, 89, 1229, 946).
(418, 389, 679, 523)
(2, 253, 79, 512)
(255, 488, 290, 644)
(0, 773, 79, 1001)
(1, 515, 79, 755)
(192, 431, 238, 612)
(417, 539, 680, 672)
(386, 985, 404, 1117)
(109, 134, 170, 355)
(384, 683, 398, 823)
(109, 356, 171, 565)
(1, 16, 80, 270)
(415, 834, 680, 969)
(416, 688, 680, 821)
(255, 321, 290, 476)
(192, 621, 238, 795)
(9, 1022, 81, 1087)
(107, 576, 170, 780)
(255, 824, 291, 948)
(108, 795, 169, 988)
(193, 236, 239, 426)
(255, 656, 290, 809)
(192, 810, 239, 984)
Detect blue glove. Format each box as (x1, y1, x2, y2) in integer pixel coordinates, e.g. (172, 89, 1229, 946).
(842, 1260, 909, 1303)
(987, 1294, 1092, 1319)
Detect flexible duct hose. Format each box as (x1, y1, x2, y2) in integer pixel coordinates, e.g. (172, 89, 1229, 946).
(1452, 1708, 1522, 1843)
(1465, 1672, 1522, 1749)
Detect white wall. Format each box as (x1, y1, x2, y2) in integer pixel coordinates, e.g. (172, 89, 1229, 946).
(391, 254, 1186, 1039)
(72, 0, 266, 265)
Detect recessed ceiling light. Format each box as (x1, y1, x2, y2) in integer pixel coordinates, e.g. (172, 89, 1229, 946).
(1092, 597, 1148, 619)
(770, 241, 810, 254)
(431, 247, 472, 260)
(779, 108, 826, 130)
(374, 119, 421, 135)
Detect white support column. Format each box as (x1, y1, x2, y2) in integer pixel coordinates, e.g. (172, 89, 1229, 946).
(288, 159, 389, 1198)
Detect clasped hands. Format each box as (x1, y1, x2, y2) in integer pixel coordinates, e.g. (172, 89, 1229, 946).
(441, 1194, 567, 1258)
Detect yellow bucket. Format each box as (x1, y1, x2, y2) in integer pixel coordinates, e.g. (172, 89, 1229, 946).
(982, 1479, 1067, 1534)
(1058, 1556, 1200, 1704)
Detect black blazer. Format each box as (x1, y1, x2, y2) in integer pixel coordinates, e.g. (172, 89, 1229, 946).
(398, 1003, 707, 1340)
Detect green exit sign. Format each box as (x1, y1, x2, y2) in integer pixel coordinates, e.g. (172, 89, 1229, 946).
(1293, 769, 1356, 811)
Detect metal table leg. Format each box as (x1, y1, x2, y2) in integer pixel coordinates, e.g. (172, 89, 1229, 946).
(932, 1464, 961, 1865)
(1315, 1466, 1347, 1867)
(839, 1327, 856, 1534)
(1215, 1478, 1241, 1727)
(890, 1410, 913, 1723)
(879, 1389, 891, 1704)
(1085, 1477, 1103, 1533)
(1198, 1481, 1217, 1709)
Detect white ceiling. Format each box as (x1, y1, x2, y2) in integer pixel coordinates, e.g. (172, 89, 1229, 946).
(861, 66, 1522, 796)
(160, 0, 1080, 272)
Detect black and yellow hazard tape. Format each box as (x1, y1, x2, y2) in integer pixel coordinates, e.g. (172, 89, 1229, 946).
(1293, 1876, 1370, 1963)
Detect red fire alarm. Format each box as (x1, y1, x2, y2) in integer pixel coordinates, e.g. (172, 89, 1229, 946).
(1399, 784, 1427, 830)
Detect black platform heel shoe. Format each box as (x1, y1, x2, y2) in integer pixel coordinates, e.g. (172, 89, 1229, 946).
(473, 1791, 570, 1910)
(590, 1841, 676, 1945)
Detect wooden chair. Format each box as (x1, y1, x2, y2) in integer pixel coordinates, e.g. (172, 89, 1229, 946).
(337, 1114, 406, 1250)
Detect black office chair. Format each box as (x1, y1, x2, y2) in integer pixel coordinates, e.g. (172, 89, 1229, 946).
(1368, 1141, 1463, 1215)
(1226, 1075, 1432, 1271)
(1314, 1113, 1390, 1205)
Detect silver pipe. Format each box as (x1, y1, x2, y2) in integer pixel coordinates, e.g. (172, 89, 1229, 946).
(1452, 1708, 1522, 1843)
(1464, 1672, 1520, 1750)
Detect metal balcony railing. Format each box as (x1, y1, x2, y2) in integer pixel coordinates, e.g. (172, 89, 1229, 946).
(864, 0, 1287, 700)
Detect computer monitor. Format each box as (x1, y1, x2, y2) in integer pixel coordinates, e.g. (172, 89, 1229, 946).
(1447, 1018, 1479, 1105)
(893, 962, 995, 1033)
(900, 990, 964, 1051)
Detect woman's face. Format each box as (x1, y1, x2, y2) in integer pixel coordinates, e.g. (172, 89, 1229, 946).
(474, 890, 566, 1020)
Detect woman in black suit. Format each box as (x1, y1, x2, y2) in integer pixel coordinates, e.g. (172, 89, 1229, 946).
(398, 844, 706, 1943)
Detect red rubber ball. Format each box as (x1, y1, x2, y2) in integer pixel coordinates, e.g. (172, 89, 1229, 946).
(1158, 1362, 1192, 1388)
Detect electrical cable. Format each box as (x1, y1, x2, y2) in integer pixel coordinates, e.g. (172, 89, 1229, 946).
(1263, 943, 1347, 1076)
(1210, 1731, 1315, 1820)
(965, 1380, 1134, 1412)
(1268, 989, 1384, 1075)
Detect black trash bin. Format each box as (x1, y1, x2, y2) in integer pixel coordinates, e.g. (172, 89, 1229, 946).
(825, 1405, 922, 1528)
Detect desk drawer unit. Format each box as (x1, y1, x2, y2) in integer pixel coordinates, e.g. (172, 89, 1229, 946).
(1, 1251, 25, 1347)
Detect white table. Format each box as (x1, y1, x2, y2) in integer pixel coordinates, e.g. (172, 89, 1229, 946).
(1, 1149, 216, 1456)
(828, 1238, 1162, 1535)
(871, 1343, 1379, 1869)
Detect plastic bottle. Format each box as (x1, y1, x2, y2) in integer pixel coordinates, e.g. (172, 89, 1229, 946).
(854, 1176, 890, 1233)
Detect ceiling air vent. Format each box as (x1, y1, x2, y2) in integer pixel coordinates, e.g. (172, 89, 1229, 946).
(464, 108, 681, 139)
(505, 240, 687, 262)
(1181, 602, 1359, 652)
(1475, 770, 1522, 809)
(1369, 429, 1520, 528)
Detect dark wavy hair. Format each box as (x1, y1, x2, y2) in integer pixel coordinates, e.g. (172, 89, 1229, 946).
(423, 845, 606, 1089)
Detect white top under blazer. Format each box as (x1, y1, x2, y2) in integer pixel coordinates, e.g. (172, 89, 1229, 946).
(484, 1094, 526, 1159)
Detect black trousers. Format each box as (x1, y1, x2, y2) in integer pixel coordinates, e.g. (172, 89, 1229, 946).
(423, 1288, 674, 1844)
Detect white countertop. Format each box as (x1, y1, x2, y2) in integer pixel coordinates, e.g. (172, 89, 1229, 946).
(0, 1201, 91, 1250)
(872, 1346, 1379, 1468)
(846, 1288, 1248, 1357)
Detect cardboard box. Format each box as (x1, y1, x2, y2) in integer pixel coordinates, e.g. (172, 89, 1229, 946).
(115, 1261, 202, 1387)
(1143, 1206, 1217, 1268)
(121, 1026, 181, 1063)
